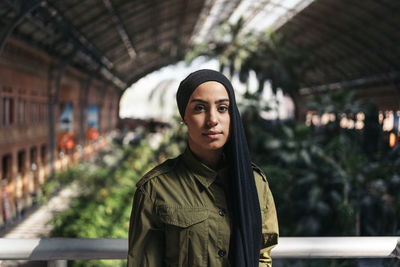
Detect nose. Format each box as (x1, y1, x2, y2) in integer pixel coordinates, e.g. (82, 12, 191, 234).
(206, 109, 218, 127)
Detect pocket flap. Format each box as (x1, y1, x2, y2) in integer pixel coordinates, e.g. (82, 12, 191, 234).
(157, 206, 208, 228)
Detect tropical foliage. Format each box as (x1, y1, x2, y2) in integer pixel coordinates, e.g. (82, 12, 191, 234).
(243, 88, 399, 266)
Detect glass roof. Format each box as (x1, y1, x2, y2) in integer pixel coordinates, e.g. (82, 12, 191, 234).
(194, 0, 315, 43)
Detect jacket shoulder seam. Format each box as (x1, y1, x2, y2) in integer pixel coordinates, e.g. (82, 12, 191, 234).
(136, 156, 180, 188)
(251, 162, 268, 182)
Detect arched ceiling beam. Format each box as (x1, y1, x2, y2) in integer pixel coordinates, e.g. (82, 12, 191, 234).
(90, 6, 200, 61)
(73, 1, 148, 32)
(102, 0, 136, 59)
(2, 0, 126, 89)
(0, 0, 43, 54)
(35, 2, 126, 89)
(85, 0, 187, 44)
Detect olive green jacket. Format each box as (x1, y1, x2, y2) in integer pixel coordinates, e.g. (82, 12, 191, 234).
(128, 148, 279, 267)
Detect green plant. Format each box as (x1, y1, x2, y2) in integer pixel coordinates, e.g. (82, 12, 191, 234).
(241, 86, 399, 266)
(49, 140, 164, 266)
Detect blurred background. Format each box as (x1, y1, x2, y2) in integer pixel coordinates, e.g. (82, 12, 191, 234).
(0, 0, 399, 266)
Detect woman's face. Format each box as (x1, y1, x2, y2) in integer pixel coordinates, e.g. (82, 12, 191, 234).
(184, 81, 231, 156)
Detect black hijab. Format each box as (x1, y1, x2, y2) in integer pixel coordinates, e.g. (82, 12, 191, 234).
(176, 69, 262, 267)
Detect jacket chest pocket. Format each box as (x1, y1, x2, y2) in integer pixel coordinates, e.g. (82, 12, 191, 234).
(157, 206, 208, 267)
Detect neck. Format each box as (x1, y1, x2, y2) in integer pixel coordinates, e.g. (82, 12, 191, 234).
(188, 145, 223, 170)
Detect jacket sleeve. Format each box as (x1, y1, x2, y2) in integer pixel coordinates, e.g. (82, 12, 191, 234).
(127, 186, 164, 267)
(259, 181, 279, 267)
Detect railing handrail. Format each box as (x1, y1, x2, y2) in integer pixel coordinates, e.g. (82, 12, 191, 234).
(0, 237, 399, 260)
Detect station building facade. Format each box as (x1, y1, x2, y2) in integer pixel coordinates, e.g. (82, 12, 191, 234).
(0, 38, 120, 226)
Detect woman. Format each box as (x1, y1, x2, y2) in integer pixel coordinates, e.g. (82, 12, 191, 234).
(128, 69, 278, 267)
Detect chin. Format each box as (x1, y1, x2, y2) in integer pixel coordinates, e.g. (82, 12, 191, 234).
(204, 143, 225, 151)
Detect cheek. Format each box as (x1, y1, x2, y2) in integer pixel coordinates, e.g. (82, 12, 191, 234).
(185, 115, 203, 131)
(224, 115, 231, 133)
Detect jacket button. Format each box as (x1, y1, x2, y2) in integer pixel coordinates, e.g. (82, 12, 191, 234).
(218, 249, 226, 257)
(219, 208, 225, 216)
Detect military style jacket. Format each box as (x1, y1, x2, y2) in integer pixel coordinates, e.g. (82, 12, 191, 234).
(128, 148, 279, 267)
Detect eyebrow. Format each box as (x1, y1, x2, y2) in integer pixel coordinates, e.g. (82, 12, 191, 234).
(190, 98, 229, 104)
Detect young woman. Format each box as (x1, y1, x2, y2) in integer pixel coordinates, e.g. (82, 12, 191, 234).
(128, 69, 278, 267)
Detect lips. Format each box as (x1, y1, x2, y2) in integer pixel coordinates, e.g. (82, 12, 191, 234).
(202, 131, 223, 139)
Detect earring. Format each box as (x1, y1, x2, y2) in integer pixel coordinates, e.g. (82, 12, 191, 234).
(180, 121, 185, 125)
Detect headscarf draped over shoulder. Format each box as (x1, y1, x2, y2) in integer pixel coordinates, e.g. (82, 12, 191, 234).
(176, 69, 262, 267)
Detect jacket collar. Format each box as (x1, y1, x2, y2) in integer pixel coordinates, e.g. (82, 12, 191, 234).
(182, 147, 227, 188)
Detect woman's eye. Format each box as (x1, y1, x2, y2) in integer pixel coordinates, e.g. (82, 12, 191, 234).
(218, 105, 229, 112)
(194, 105, 206, 111)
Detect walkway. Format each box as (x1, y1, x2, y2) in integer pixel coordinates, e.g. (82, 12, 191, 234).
(1, 183, 80, 239)
(0, 183, 80, 266)
(0, 143, 125, 267)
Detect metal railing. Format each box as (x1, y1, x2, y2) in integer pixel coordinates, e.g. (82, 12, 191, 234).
(0, 237, 399, 265)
